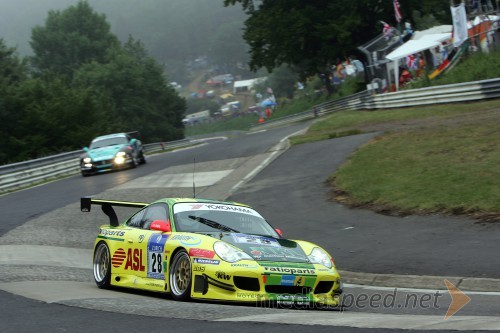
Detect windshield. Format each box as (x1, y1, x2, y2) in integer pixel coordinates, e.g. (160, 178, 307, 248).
(173, 202, 278, 237)
(90, 136, 128, 149)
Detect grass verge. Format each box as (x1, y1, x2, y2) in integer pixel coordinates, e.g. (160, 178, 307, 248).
(308, 99, 500, 221)
(289, 99, 500, 145)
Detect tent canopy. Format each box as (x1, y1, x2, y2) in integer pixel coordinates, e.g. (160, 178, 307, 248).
(411, 25, 452, 39)
(385, 39, 441, 61)
(233, 77, 267, 93)
(416, 33, 452, 43)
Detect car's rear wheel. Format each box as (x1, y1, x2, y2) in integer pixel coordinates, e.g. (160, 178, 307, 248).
(130, 156, 138, 168)
(139, 151, 147, 164)
(169, 250, 191, 301)
(93, 241, 111, 289)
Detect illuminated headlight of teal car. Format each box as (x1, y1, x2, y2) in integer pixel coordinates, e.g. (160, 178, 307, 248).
(114, 151, 126, 165)
(82, 157, 93, 167)
(214, 242, 252, 263)
(308, 247, 333, 269)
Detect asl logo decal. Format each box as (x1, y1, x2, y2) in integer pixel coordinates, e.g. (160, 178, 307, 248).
(124, 248, 146, 271)
(112, 248, 127, 268)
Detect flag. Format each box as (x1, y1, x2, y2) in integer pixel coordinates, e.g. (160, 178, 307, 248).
(450, 3, 468, 47)
(405, 54, 418, 70)
(393, 0, 402, 23)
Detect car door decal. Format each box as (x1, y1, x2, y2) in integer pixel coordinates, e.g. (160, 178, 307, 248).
(147, 234, 169, 279)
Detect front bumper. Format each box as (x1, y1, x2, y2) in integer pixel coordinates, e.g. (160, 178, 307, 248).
(80, 156, 134, 174)
(189, 260, 342, 307)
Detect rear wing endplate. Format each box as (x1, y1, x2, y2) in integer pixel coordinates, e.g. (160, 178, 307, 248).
(81, 197, 149, 227)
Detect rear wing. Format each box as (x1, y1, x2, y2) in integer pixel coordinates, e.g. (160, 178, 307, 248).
(81, 197, 149, 227)
(126, 131, 142, 140)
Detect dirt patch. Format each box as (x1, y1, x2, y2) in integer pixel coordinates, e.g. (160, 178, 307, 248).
(329, 185, 500, 223)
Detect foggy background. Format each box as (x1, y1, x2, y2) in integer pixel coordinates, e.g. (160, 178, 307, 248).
(0, 0, 250, 83)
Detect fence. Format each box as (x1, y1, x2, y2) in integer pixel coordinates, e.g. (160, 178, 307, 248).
(0, 139, 192, 194)
(251, 78, 500, 130)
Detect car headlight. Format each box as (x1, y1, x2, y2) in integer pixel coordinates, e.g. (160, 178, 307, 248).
(214, 241, 252, 263)
(114, 152, 126, 164)
(83, 157, 92, 164)
(308, 247, 333, 268)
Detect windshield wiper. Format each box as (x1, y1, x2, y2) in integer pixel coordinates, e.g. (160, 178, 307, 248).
(188, 215, 239, 233)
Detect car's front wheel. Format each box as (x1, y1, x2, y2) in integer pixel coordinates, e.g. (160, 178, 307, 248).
(169, 250, 192, 301)
(93, 241, 111, 289)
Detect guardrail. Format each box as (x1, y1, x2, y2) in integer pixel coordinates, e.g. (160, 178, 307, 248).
(1, 78, 499, 194)
(251, 78, 500, 130)
(0, 139, 193, 194)
(364, 78, 500, 109)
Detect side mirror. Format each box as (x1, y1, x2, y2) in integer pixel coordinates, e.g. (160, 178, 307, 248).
(150, 219, 171, 232)
(83, 147, 89, 152)
(275, 228, 283, 237)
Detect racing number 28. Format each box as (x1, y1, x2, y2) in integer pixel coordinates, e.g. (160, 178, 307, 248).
(150, 253, 163, 273)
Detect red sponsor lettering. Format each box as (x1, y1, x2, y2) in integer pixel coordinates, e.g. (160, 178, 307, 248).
(124, 248, 145, 271)
(189, 248, 215, 259)
(190, 204, 204, 210)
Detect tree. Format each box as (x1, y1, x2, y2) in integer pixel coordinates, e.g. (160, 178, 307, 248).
(224, 0, 451, 92)
(0, 39, 29, 164)
(30, 0, 119, 77)
(186, 98, 221, 117)
(0, 39, 27, 86)
(73, 36, 186, 142)
(0, 75, 108, 163)
(266, 65, 299, 99)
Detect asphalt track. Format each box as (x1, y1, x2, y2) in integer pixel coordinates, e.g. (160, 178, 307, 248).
(1, 124, 499, 331)
(229, 133, 500, 286)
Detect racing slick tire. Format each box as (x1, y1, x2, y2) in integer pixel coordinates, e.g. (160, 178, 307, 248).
(139, 151, 147, 164)
(169, 250, 192, 301)
(130, 156, 138, 168)
(93, 241, 112, 289)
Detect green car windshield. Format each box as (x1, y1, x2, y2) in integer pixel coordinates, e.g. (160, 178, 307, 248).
(173, 202, 278, 237)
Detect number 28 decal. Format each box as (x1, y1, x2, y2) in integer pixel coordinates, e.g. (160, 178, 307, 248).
(147, 234, 169, 279)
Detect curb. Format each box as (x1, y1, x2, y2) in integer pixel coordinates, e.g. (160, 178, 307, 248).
(340, 270, 500, 292)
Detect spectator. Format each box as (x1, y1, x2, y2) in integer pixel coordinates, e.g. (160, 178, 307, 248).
(265, 107, 272, 118)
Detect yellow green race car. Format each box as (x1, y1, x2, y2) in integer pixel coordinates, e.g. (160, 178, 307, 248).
(81, 197, 342, 307)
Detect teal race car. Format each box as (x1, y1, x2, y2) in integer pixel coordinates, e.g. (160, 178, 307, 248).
(80, 132, 146, 176)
